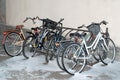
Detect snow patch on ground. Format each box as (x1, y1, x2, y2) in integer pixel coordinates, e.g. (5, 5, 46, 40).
(0, 55, 120, 80)
(0, 55, 61, 72)
(69, 61, 120, 80)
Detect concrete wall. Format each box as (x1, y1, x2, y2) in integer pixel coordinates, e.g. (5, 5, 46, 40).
(6, 0, 120, 46)
(0, 0, 6, 23)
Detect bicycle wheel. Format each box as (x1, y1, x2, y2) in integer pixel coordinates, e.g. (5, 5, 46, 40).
(92, 45, 101, 62)
(22, 36, 37, 59)
(56, 41, 72, 70)
(3, 32, 23, 57)
(45, 37, 55, 63)
(62, 43, 87, 75)
(46, 36, 66, 63)
(99, 38, 116, 65)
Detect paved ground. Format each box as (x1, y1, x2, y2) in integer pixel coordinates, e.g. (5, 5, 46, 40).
(1, 55, 118, 80)
(0, 55, 92, 80)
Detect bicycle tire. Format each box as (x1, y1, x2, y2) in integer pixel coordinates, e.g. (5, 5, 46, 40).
(62, 43, 87, 75)
(3, 32, 22, 57)
(98, 38, 116, 65)
(22, 36, 37, 59)
(56, 41, 72, 71)
(45, 37, 54, 63)
(92, 45, 101, 62)
(45, 36, 66, 63)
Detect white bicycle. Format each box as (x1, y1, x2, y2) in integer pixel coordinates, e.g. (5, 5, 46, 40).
(61, 21, 116, 75)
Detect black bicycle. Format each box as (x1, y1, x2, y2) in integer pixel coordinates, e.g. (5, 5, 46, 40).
(45, 18, 66, 63)
(22, 17, 64, 60)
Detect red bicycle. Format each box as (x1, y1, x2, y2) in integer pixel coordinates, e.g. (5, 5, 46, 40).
(2, 25, 25, 56)
(2, 17, 40, 57)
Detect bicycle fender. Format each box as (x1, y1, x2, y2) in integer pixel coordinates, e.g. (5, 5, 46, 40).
(2, 31, 20, 45)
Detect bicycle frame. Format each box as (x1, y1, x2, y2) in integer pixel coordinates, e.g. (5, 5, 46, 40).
(33, 27, 50, 50)
(39, 28, 50, 43)
(74, 32, 109, 60)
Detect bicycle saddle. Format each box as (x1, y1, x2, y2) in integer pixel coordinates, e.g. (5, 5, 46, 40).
(31, 27, 40, 31)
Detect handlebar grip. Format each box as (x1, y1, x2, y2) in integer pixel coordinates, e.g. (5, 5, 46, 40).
(58, 18, 64, 23)
(32, 17, 36, 24)
(31, 27, 41, 30)
(23, 17, 28, 23)
(23, 17, 37, 24)
(78, 24, 85, 28)
(101, 20, 108, 25)
(36, 16, 41, 20)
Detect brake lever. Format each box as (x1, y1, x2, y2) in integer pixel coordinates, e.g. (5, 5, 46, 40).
(78, 24, 85, 28)
(102, 20, 108, 25)
(23, 17, 28, 23)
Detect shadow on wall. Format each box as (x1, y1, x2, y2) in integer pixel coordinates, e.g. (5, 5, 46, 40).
(0, 0, 6, 24)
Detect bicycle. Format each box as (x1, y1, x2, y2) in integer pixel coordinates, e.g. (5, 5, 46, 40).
(61, 21, 116, 75)
(2, 17, 40, 57)
(45, 18, 66, 63)
(56, 26, 90, 70)
(56, 25, 100, 71)
(2, 25, 25, 57)
(22, 17, 64, 59)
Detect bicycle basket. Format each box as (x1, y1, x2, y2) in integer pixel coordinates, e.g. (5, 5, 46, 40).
(87, 24, 100, 35)
(43, 19, 57, 30)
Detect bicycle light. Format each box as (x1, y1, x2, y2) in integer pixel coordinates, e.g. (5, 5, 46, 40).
(3, 31, 7, 36)
(55, 42, 60, 47)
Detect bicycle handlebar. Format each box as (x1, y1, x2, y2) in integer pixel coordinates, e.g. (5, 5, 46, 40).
(36, 16, 64, 27)
(23, 17, 36, 24)
(36, 16, 64, 23)
(100, 20, 108, 25)
(23, 16, 64, 30)
(77, 20, 108, 30)
(36, 16, 41, 20)
(92, 20, 108, 25)
(58, 18, 64, 24)
(78, 24, 86, 28)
